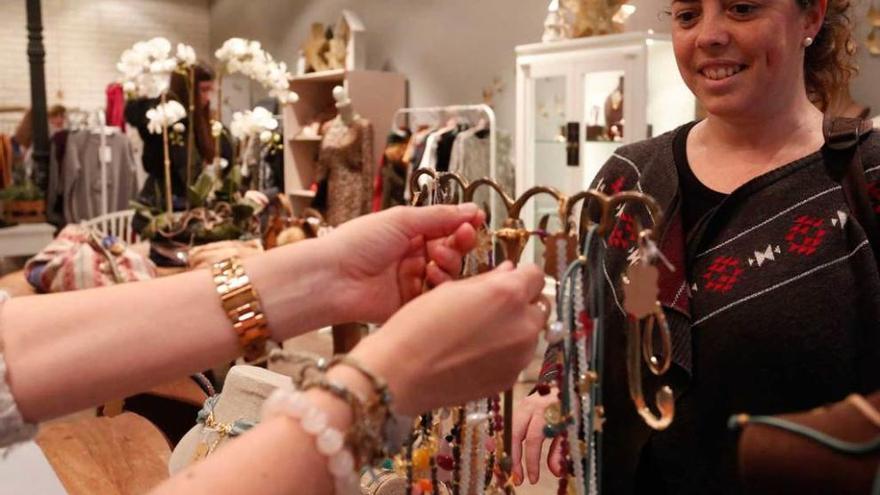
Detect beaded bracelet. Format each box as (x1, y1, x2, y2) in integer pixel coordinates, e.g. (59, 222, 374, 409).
(261, 387, 360, 495)
(325, 355, 412, 461)
(300, 375, 378, 467)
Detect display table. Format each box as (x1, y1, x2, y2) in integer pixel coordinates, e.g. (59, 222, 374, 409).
(35, 413, 171, 495)
(0, 223, 55, 257)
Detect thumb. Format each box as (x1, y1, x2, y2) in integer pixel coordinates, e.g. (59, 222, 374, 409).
(390, 204, 483, 239)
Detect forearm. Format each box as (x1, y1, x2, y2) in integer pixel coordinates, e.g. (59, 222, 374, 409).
(151, 366, 368, 495)
(1, 238, 341, 422)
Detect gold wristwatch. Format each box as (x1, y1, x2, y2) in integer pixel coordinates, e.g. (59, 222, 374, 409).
(212, 257, 270, 361)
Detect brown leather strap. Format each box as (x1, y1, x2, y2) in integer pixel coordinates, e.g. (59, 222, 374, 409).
(822, 115, 880, 265)
(823, 116, 874, 150)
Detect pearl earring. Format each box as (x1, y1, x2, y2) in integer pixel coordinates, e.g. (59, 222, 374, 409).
(804, 37, 814, 47)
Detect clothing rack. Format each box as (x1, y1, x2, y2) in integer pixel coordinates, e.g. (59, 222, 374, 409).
(392, 103, 498, 219)
(0, 106, 27, 135)
(392, 103, 498, 184)
(95, 109, 110, 217)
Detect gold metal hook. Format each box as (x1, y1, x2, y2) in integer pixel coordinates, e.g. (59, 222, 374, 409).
(641, 303, 673, 376)
(627, 313, 675, 430)
(564, 189, 664, 239)
(409, 168, 438, 206)
(463, 177, 515, 213)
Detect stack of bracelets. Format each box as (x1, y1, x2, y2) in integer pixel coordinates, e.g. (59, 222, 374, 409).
(212, 257, 411, 495)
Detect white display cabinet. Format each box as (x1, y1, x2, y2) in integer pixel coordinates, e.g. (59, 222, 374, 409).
(515, 31, 695, 264)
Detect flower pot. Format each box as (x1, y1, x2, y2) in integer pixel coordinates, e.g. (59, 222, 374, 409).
(4, 199, 46, 223)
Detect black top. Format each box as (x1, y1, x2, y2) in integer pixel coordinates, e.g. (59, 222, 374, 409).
(541, 124, 880, 494)
(673, 121, 728, 238)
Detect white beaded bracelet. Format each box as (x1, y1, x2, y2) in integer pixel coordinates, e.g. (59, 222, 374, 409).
(261, 387, 360, 494)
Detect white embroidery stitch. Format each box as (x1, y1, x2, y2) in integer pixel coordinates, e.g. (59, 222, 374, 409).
(696, 186, 843, 258)
(693, 240, 869, 326)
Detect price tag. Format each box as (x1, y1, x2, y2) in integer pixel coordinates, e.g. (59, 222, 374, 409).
(100, 145, 112, 164)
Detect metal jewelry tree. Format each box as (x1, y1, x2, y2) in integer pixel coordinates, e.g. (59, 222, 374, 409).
(398, 168, 677, 495)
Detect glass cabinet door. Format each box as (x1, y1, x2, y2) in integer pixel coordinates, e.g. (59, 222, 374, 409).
(528, 73, 573, 265)
(580, 69, 628, 190)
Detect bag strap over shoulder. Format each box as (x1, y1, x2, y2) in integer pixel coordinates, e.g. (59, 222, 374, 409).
(822, 115, 880, 265)
(823, 116, 874, 150)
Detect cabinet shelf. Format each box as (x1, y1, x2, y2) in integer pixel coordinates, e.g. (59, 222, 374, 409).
(283, 70, 406, 216)
(291, 136, 323, 143)
(291, 69, 346, 84)
(290, 189, 317, 198)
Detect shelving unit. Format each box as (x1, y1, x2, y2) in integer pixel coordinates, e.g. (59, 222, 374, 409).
(282, 70, 407, 213)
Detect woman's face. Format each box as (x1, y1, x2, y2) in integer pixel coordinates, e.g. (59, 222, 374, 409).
(198, 80, 215, 108)
(669, 0, 821, 121)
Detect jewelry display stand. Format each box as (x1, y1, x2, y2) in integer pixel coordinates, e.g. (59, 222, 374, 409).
(404, 169, 674, 494)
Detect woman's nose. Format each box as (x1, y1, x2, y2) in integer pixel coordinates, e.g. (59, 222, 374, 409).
(695, 10, 732, 50)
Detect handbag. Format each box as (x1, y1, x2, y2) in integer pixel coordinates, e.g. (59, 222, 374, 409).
(24, 224, 156, 293)
(732, 392, 880, 495)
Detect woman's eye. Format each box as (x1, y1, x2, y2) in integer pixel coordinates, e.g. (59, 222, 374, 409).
(673, 10, 700, 26)
(730, 3, 758, 16)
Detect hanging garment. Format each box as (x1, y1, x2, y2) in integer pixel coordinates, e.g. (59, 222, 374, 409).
(0, 134, 12, 189)
(402, 127, 433, 202)
(434, 127, 459, 172)
(449, 129, 516, 211)
(62, 130, 138, 223)
(374, 130, 411, 211)
(105, 83, 126, 131)
(46, 130, 70, 226)
(316, 116, 374, 226)
(417, 129, 442, 173)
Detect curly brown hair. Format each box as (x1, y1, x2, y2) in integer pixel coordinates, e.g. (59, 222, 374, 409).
(797, 0, 859, 111)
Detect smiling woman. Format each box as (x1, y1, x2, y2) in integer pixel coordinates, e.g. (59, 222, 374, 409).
(513, 0, 880, 493)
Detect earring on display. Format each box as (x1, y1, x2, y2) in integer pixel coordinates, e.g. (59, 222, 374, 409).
(803, 36, 814, 47)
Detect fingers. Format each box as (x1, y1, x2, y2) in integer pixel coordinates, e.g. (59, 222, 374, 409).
(425, 261, 453, 287)
(517, 263, 547, 303)
(390, 204, 484, 240)
(510, 405, 531, 486)
(548, 435, 564, 477)
(525, 412, 547, 484)
(426, 237, 464, 277)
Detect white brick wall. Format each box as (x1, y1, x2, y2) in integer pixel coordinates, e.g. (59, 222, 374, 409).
(0, 0, 210, 112)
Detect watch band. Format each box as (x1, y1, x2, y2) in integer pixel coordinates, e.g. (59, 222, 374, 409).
(212, 257, 270, 361)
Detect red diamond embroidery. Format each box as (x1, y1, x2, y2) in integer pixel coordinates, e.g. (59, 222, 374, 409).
(702, 256, 743, 294)
(608, 212, 637, 249)
(785, 215, 827, 256)
(608, 176, 627, 194)
(867, 180, 880, 214)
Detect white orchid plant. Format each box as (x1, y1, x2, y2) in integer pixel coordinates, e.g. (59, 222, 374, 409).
(229, 106, 282, 185)
(146, 100, 187, 135)
(117, 38, 197, 98)
(119, 38, 288, 247)
(215, 38, 299, 104)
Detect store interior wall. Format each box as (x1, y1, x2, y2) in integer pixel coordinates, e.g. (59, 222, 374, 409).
(0, 0, 878, 131)
(210, 0, 880, 133)
(0, 0, 211, 112)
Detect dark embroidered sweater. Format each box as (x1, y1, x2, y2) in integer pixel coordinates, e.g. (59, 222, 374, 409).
(541, 123, 880, 494)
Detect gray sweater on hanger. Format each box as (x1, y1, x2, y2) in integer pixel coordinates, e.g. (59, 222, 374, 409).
(62, 130, 138, 223)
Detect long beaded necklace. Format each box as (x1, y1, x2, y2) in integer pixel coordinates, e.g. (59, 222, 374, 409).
(547, 226, 607, 495)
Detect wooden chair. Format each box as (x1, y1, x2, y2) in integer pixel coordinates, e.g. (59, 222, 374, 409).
(83, 209, 138, 244)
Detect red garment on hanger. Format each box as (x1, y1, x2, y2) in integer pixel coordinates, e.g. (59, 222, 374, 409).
(105, 83, 126, 131)
(372, 153, 385, 212)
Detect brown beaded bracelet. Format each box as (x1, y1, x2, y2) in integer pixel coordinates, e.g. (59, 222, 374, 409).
(300, 375, 382, 468)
